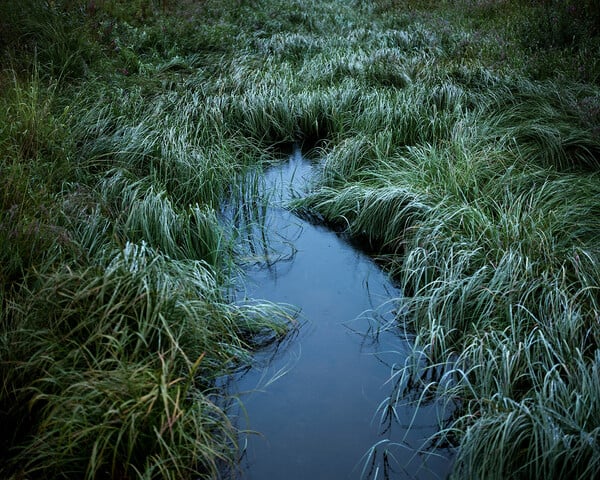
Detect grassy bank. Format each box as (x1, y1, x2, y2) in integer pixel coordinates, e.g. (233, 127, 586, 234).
(1, 0, 599, 478)
(295, 1, 600, 478)
(0, 1, 296, 478)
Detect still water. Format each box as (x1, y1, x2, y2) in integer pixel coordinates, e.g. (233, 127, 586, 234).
(230, 148, 452, 479)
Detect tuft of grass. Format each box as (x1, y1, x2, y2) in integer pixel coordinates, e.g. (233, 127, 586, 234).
(0, 0, 101, 80)
(0, 69, 72, 285)
(2, 242, 294, 479)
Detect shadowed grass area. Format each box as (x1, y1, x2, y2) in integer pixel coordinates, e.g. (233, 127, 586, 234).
(1, 0, 600, 478)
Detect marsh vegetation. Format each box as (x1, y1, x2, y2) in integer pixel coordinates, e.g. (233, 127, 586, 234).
(1, 0, 599, 478)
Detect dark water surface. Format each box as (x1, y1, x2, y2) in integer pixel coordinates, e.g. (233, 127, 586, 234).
(230, 148, 453, 480)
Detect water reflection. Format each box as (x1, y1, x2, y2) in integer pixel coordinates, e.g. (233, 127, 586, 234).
(229, 147, 453, 479)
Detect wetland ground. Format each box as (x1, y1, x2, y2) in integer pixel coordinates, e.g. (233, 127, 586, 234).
(1, 0, 599, 478)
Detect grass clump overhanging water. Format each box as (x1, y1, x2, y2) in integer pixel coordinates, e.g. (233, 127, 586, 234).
(1, 0, 600, 478)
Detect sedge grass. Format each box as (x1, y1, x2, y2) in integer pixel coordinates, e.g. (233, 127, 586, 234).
(2, 0, 600, 478)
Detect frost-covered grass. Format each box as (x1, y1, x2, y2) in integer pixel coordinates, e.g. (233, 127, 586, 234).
(1, 0, 599, 478)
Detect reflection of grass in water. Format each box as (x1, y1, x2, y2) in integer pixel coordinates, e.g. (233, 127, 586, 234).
(1, 0, 600, 478)
(228, 165, 302, 268)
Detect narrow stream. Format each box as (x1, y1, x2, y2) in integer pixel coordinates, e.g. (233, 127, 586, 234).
(230, 148, 453, 479)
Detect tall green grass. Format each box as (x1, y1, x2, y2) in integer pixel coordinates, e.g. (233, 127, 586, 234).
(2, 0, 600, 478)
